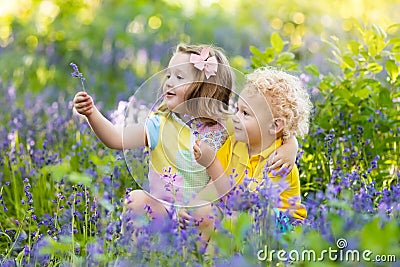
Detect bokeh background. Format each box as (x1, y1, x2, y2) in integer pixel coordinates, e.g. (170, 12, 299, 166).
(1, 0, 399, 108)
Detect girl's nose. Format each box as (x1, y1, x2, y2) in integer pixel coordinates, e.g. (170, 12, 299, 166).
(232, 113, 240, 123)
(165, 78, 173, 89)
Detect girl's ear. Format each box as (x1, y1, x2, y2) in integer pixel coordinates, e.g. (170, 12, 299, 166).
(268, 118, 285, 135)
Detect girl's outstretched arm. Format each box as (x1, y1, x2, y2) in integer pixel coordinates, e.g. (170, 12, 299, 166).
(73, 91, 146, 149)
(266, 135, 298, 174)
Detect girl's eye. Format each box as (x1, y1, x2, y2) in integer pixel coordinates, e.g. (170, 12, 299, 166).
(243, 110, 249, 116)
(177, 75, 184, 80)
(166, 74, 171, 79)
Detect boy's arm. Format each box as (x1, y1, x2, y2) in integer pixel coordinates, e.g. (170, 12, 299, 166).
(267, 135, 298, 174)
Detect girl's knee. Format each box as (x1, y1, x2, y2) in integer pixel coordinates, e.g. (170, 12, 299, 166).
(193, 204, 220, 228)
(124, 190, 147, 207)
(124, 189, 168, 218)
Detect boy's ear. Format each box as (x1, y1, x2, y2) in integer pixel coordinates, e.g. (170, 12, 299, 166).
(268, 118, 285, 135)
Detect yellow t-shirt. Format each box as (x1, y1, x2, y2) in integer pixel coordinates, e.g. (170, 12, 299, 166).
(216, 135, 307, 220)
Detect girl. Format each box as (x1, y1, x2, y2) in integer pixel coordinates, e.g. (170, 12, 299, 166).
(73, 44, 298, 226)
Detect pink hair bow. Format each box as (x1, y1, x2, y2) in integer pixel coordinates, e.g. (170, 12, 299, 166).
(189, 47, 218, 79)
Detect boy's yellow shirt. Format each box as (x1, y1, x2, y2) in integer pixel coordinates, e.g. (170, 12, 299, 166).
(216, 135, 307, 220)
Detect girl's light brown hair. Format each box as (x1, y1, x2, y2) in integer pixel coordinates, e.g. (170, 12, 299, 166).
(159, 43, 233, 125)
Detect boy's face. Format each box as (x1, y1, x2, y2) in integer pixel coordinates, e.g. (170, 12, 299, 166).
(233, 88, 274, 147)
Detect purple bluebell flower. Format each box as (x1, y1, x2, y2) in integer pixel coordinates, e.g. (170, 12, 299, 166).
(69, 62, 86, 91)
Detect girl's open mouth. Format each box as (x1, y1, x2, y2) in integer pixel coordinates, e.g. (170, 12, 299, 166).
(166, 92, 176, 97)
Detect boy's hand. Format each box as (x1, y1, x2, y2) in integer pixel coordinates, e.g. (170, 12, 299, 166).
(73, 91, 94, 116)
(266, 150, 294, 176)
(193, 140, 216, 168)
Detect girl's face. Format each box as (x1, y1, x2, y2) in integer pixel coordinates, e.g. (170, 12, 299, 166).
(163, 52, 197, 112)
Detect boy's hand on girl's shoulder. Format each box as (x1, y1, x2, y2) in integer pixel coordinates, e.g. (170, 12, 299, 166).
(73, 91, 94, 116)
(266, 150, 294, 175)
(193, 140, 216, 168)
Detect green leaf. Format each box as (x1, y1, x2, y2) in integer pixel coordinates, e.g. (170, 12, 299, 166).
(327, 213, 344, 238)
(343, 54, 355, 69)
(335, 87, 352, 101)
(388, 37, 400, 47)
(233, 212, 252, 237)
(385, 59, 399, 81)
(39, 236, 73, 254)
(251, 57, 262, 68)
(276, 52, 295, 65)
(347, 40, 360, 55)
(41, 161, 70, 180)
(386, 23, 400, 32)
(250, 45, 270, 67)
(270, 32, 284, 53)
(360, 218, 399, 255)
(379, 88, 392, 106)
(89, 154, 115, 166)
(303, 230, 330, 251)
(305, 64, 320, 77)
(367, 62, 383, 73)
(249, 45, 263, 58)
(372, 24, 387, 39)
(264, 47, 275, 63)
(68, 172, 92, 187)
(354, 87, 371, 99)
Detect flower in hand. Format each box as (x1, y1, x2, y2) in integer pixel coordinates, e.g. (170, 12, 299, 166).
(70, 62, 86, 92)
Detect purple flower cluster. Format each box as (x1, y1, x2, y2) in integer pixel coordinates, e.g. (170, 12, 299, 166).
(70, 62, 86, 92)
(0, 77, 398, 266)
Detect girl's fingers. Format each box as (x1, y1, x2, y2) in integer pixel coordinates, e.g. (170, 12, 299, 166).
(77, 91, 87, 97)
(193, 144, 199, 152)
(81, 101, 93, 108)
(193, 144, 201, 159)
(77, 96, 91, 104)
(81, 105, 92, 113)
(179, 209, 192, 221)
(193, 142, 201, 152)
(74, 93, 87, 103)
(75, 99, 92, 109)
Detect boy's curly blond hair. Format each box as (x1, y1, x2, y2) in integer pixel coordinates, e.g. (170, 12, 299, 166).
(245, 67, 312, 140)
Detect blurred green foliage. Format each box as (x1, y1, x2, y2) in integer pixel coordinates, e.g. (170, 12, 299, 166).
(250, 24, 399, 191)
(1, 0, 399, 109)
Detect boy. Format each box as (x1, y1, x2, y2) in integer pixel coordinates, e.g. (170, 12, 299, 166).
(180, 67, 312, 239)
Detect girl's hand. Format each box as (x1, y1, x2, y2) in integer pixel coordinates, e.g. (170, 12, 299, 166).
(73, 91, 94, 116)
(193, 140, 216, 168)
(178, 208, 193, 229)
